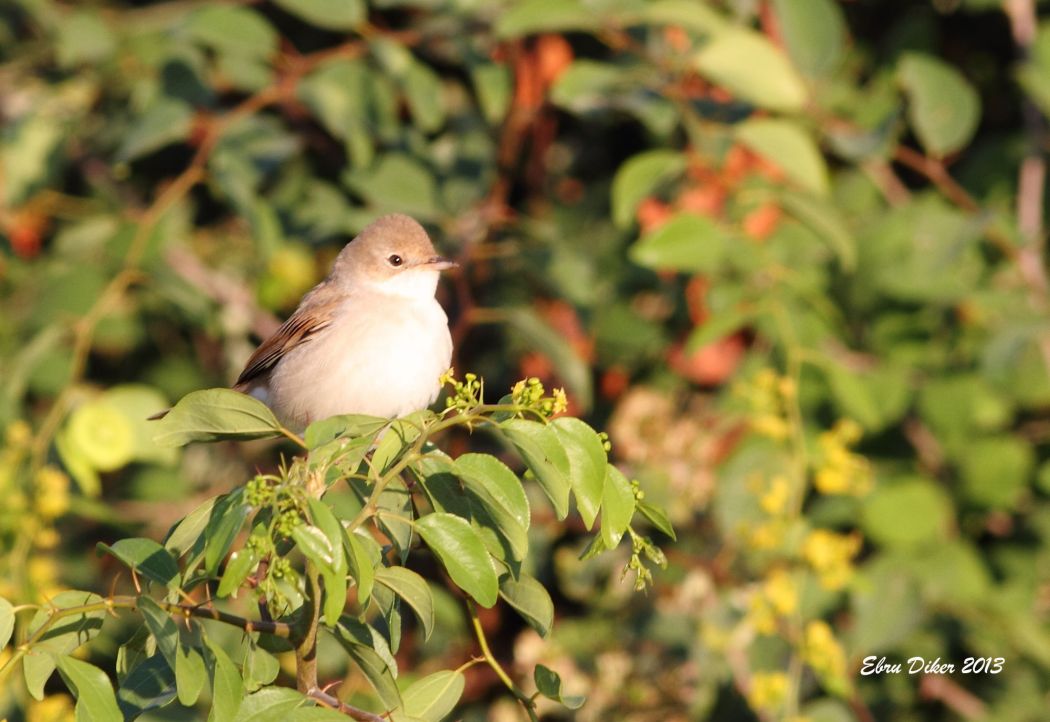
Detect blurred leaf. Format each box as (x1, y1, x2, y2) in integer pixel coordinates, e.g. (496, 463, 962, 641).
(496, 0, 598, 37)
(454, 453, 530, 560)
(98, 538, 181, 588)
(56, 10, 116, 67)
(500, 307, 593, 411)
(375, 566, 434, 641)
(736, 118, 829, 196)
(117, 99, 193, 163)
(611, 150, 686, 228)
(117, 653, 177, 720)
(499, 418, 572, 519)
(632, 0, 728, 34)
(898, 53, 980, 157)
(56, 656, 122, 722)
(415, 512, 499, 607)
(272, 0, 365, 29)
(628, 213, 729, 273)
(851, 555, 923, 654)
(23, 591, 106, 700)
(861, 478, 953, 548)
(550, 417, 607, 529)
(67, 398, 135, 473)
(1, 113, 64, 206)
(334, 618, 402, 709)
(825, 361, 910, 432)
(534, 664, 585, 709)
(403, 60, 446, 133)
(772, 0, 845, 78)
(185, 6, 278, 60)
(0, 597, 13, 649)
(959, 435, 1033, 510)
(694, 29, 807, 112)
(343, 153, 439, 219)
(472, 63, 513, 124)
(778, 190, 856, 270)
(499, 574, 554, 637)
(393, 670, 465, 722)
(152, 389, 283, 446)
(204, 490, 250, 575)
(600, 464, 635, 548)
(103, 385, 175, 465)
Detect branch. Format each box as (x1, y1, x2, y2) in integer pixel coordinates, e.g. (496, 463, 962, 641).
(467, 600, 539, 722)
(307, 687, 386, 722)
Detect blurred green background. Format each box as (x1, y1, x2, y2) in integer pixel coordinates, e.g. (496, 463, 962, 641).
(3, 0, 1050, 719)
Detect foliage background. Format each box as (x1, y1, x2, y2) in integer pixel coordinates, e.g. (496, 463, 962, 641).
(3, 0, 1050, 720)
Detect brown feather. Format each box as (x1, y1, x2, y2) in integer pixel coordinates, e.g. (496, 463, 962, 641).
(234, 292, 341, 390)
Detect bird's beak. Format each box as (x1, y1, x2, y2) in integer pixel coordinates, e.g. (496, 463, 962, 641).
(426, 256, 459, 271)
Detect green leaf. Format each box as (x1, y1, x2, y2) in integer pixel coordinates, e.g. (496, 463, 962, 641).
(272, 0, 365, 30)
(500, 419, 571, 518)
(495, 0, 598, 37)
(165, 497, 217, 556)
(825, 362, 910, 433)
(334, 619, 402, 709)
(205, 490, 250, 575)
(185, 6, 278, 60)
(305, 414, 387, 449)
(370, 414, 426, 475)
(232, 687, 307, 722)
(98, 538, 180, 589)
(861, 478, 953, 548)
(205, 638, 244, 722)
(777, 190, 857, 271)
(217, 547, 260, 598)
(499, 574, 554, 637)
(176, 643, 207, 706)
(0, 596, 15, 649)
(499, 307, 593, 412)
(396, 670, 465, 722)
(291, 525, 340, 573)
(117, 654, 177, 720)
(600, 465, 635, 549)
(638, 501, 676, 541)
(55, 10, 116, 67)
(628, 213, 729, 273)
(375, 567, 435, 641)
(345, 531, 376, 604)
(56, 656, 122, 722)
(307, 499, 348, 575)
(694, 29, 807, 112)
(550, 418, 607, 529)
(611, 150, 686, 228)
(898, 52, 980, 157)
(152, 389, 283, 447)
(454, 453, 530, 560)
(23, 591, 106, 700)
(415, 513, 499, 607)
(534, 664, 585, 709)
(139, 597, 179, 669)
(632, 0, 728, 34)
(735, 118, 829, 196)
(771, 0, 846, 77)
(242, 643, 280, 692)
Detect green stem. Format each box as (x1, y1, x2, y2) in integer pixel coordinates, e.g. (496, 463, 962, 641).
(294, 564, 322, 694)
(467, 600, 538, 722)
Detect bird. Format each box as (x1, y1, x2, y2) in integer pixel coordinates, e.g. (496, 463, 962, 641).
(232, 213, 456, 430)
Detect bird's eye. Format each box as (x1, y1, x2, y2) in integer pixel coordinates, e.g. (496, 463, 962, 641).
(387, 254, 403, 267)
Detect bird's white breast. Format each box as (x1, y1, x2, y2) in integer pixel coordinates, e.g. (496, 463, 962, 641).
(267, 292, 452, 429)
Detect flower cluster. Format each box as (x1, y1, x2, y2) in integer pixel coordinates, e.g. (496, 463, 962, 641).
(802, 528, 862, 590)
(736, 368, 797, 441)
(442, 368, 484, 413)
(626, 527, 666, 591)
(510, 376, 568, 418)
(814, 419, 873, 496)
(803, 620, 851, 697)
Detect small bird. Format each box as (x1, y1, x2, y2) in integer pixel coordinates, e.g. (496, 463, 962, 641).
(233, 213, 456, 430)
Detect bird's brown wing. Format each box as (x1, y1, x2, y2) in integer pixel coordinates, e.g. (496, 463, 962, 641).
(234, 296, 340, 390)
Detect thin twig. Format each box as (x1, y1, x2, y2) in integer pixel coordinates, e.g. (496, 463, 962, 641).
(467, 599, 539, 722)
